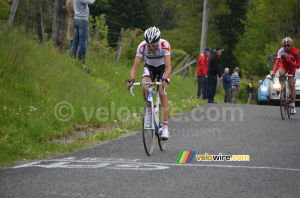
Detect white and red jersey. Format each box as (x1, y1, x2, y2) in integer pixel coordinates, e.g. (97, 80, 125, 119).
(273, 47, 300, 74)
(136, 39, 171, 67)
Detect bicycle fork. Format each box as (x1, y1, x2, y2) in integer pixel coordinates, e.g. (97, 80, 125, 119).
(145, 86, 160, 134)
(145, 87, 154, 130)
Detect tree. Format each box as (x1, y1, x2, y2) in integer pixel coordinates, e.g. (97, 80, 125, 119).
(215, 0, 247, 73)
(234, 0, 300, 77)
(161, 0, 230, 57)
(90, 0, 154, 44)
(6, 0, 19, 31)
(52, 0, 67, 50)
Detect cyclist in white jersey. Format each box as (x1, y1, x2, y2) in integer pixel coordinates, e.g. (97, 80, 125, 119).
(126, 27, 171, 140)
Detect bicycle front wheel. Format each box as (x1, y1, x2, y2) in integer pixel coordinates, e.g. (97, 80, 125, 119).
(142, 104, 155, 156)
(280, 88, 287, 120)
(287, 96, 291, 119)
(158, 122, 167, 151)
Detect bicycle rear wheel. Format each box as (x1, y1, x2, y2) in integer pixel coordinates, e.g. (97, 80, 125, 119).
(158, 122, 167, 151)
(266, 54, 277, 71)
(280, 88, 287, 120)
(142, 104, 155, 156)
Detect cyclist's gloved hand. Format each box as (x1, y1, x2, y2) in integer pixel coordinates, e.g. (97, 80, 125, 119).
(126, 78, 134, 87)
(161, 78, 169, 85)
(270, 71, 274, 79)
(126, 79, 135, 87)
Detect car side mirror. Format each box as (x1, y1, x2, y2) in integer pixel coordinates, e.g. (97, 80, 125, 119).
(258, 80, 263, 84)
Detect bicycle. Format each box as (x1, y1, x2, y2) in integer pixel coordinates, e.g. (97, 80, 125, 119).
(273, 74, 293, 120)
(266, 54, 277, 71)
(129, 82, 167, 156)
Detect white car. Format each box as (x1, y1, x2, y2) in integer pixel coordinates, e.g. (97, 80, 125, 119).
(258, 70, 300, 104)
(274, 69, 300, 103)
(295, 69, 300, 103)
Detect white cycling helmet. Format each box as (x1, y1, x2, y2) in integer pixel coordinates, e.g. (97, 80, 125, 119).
(144, 27, 161, 44)
(282, 37, 293, 45)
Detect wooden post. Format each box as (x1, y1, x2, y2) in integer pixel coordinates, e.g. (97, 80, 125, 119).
(171, 49, 177, 57)
(134, 28, 138, 37)
(181, 56, 190, 79)
(170, 60, 197, 76)
(52, 0, 67, 50)
(6, 0, 19, 31)
(115, 27, 124, 62)
(199, 0, 209, 54)
(36, 10, 44, 44)
(172, 55, 186, 71)
(182, 56, 194, 80)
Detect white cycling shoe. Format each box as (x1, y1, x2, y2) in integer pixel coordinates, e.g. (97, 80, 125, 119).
(291, 106, 296, 115)
(161, 128, 169, 140)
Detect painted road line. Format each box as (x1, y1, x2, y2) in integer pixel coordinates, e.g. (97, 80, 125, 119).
(13, 157, 300, 172)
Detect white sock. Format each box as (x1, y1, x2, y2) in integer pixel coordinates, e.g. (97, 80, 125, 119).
(162, 120, 168, 129)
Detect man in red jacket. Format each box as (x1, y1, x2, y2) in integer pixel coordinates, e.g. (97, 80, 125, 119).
(197, 47, 211, 99)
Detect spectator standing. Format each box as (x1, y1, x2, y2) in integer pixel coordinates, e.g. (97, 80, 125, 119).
(71, 0, 95, 67)
(197, 47, 211, 99)
(207, 47, 224, 103)
(231, 67, 240, 103)
(66, 0, 74, 54)
(222, 68, 231, 103)
(247, 77, 254, 105)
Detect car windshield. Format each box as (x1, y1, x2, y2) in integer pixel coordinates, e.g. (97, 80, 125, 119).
(264, 78, 271, 84)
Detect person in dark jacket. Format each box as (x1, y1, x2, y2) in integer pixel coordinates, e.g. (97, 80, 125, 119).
(197, 47, 211, 99)
(222, 68, 231, 103)
(207, 47, 224, 103)
(247, 77, 254, 105)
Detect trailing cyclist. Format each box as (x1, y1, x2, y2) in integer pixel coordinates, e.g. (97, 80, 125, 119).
(271, 37, 300, 114)
(126, 27, 171, 140)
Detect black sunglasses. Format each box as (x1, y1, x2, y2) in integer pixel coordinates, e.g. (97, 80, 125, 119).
(147, 42, 159, 47)
(284, 45, 291, 47)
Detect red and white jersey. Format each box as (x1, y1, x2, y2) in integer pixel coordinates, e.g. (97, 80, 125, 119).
(273, 47, 300, 73)
(136, 39, 171, 67)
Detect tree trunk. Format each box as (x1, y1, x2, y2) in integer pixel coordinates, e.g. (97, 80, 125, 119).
(52, 0, 67, 50)
(36, 9, 44, 44)
(26, 0, 32, 35)
(6, 0, 19, 31)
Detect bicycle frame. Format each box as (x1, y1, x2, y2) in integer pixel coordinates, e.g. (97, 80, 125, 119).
(275, 74, 294, 119)
(276, 74, 293, 95)
(129, 82, 166, 133)
(129, 82, 168, 155)
(145, 85, 159, 131)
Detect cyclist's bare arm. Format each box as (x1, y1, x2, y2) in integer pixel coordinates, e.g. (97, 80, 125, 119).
(127, 56, 143, 87)
(272, 58, 280, 75)
(162, 55, 171, 88)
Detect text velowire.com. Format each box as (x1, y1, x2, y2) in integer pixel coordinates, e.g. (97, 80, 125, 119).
(196, 153, 250, 161)
(177, 151, 250, 163)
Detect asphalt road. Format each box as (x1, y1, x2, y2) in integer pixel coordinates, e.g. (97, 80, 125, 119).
(1, 104, 300, 198)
